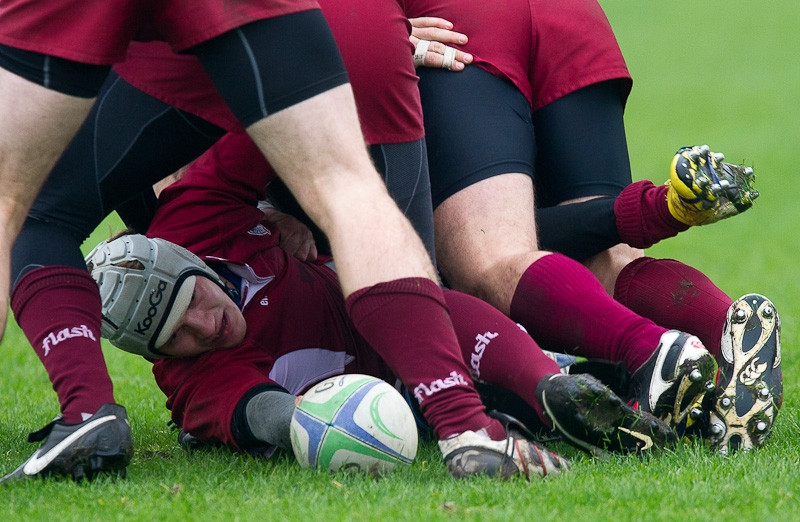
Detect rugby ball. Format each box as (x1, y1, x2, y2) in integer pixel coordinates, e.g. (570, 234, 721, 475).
(290, 374, 418, 474)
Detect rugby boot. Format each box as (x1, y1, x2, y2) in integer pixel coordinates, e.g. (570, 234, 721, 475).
(706, 294, 782, 453)
(667, 145, 758, 225)
(1, 403, 132, 484)
(627, 330, 717, 435)
(440, 411, 569, 480)
(537, 373, 677, 456)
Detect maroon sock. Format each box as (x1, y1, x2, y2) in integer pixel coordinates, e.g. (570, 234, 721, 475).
(346, 278, 504, 440)
(614, 257, 732, 358)
(444, 290, 559, 427)
(615, 180, 689, 248)
(509, 253, 666, 372)
(11, 266, 115, 423)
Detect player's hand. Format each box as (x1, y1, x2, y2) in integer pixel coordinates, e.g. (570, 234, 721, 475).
(409, 17, 473, 71)
(262, 208, 318, 262)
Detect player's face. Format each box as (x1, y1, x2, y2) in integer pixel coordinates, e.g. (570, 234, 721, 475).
(157, 276, 247, 357)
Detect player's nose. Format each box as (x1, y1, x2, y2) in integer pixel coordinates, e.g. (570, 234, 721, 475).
(183, 308, 216, 338)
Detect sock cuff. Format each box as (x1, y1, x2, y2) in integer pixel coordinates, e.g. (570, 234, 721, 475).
(615, 180, 688, 248)
(614, 180, 653, 248)
(612, 256, 656, 303)
(345, 277, 445, 319)
(518, 252, 588, 285)
(11, 266, 97, 317)
(511, 253, 590, 318)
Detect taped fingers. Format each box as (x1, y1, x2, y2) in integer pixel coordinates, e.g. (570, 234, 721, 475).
(442, 46, 457, 71)
(414, 40, 432, 67)
(413, 40, 459, 70)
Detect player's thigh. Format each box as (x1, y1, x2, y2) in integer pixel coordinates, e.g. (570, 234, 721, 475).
(197, 14, 374, 221)
(434, 173, 537, 290)
(418, 66, 535, 210)
(191, 11, 348, 129)
(532, 80, 632, 207)
(419, 66, 536, 282)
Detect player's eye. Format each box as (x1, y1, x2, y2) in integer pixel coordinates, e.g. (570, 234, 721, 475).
(163, 331, 177, 348)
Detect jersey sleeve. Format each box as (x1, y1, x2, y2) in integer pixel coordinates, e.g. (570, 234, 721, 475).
(147, 131, 280, 255)
(152, 342, 281, 448)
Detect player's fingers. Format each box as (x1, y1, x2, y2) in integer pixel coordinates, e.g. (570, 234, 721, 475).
(413, 39, 431, 68)
(281, 235, 302, 258)
(409, 17, 467, 46)
(409, 16, 454, 31)
(428, 41, 472, 67)
(414, 40, 472, 71)
(287, 230, 318, 262)
(295, 246, 311, 262)
(414, 26, 468, 46)
(299, 241, 318, 262)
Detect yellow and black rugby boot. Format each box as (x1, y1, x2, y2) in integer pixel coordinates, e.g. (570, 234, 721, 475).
(666, 145, 758, 225)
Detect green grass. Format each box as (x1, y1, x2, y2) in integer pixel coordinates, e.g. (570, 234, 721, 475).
(3, 1, 800, 519)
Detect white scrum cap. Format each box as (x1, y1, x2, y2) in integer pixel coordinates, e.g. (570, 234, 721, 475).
(85, 234, 224, 358)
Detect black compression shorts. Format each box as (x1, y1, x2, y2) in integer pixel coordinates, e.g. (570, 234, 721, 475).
(0, 42, 109, 97)
(191, 11, 349, 127)
(419, 66, 631, 209)
(419, 66, 535, 209)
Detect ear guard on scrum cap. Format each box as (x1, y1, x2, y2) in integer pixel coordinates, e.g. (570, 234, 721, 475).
(84, 234, 226, 358)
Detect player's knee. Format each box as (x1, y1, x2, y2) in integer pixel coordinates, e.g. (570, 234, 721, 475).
(583, 244, 644, 295)
(438, 258, 491, 300)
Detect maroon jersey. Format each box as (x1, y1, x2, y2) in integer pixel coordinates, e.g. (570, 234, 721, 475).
(0, 0, 318, 64)
(147, 132, 393, 447)
(112, 0, 423, 143)
(403, 0, 631, 110)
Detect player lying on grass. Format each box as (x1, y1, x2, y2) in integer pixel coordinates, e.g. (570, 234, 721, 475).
(82, 132, 685, 481)
(404, 3, 781, 454)
(1, 0, 457, 484)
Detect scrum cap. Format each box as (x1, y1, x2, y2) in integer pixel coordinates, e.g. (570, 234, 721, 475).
(85, 234, 224, 358)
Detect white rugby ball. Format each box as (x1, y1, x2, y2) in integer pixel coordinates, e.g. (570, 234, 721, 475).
(290, 374, 418, 474)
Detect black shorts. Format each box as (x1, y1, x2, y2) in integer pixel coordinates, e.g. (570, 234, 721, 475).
(420, 66, 535, 209)
(419, 66, 630, 209)
(0, 42, 109, 97)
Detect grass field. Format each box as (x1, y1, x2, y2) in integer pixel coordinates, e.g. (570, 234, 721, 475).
(2, 1, 799, 520)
